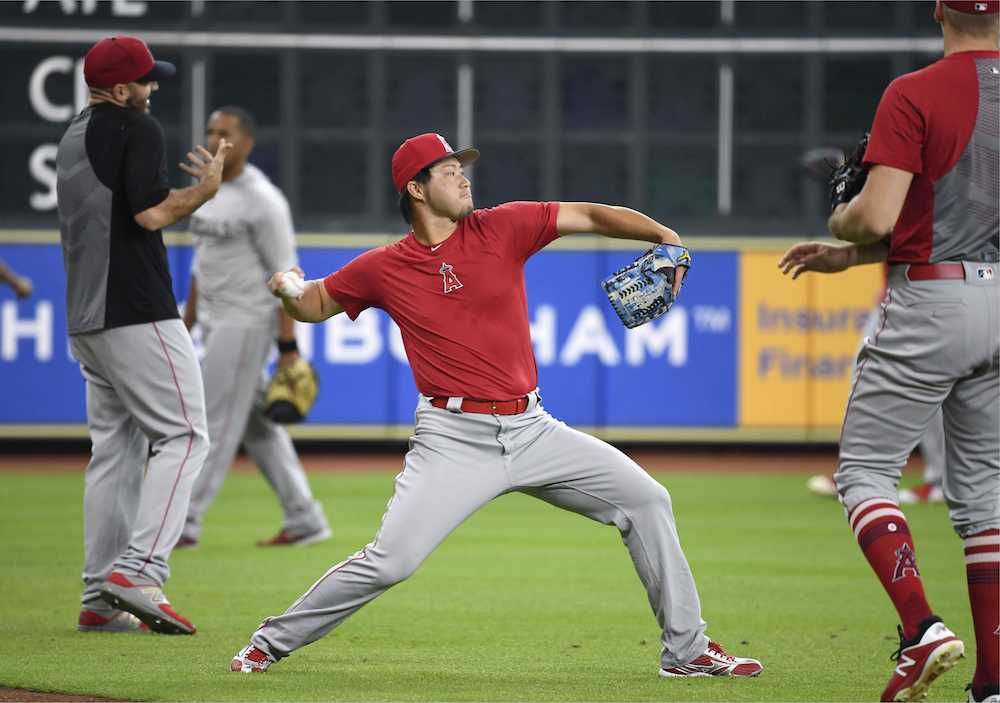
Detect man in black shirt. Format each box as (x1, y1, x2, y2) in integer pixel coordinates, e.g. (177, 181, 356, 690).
(57, 35, 231, 635)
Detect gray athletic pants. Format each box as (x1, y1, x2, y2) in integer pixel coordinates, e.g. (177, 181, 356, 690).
(836, 263, 1000, 537)
(859, 305, 946, 485)
(919, 411, 946, 486)
(70, 319, 209, 612)
(254, 392, 709, 669)
(183, 322, 327, 542)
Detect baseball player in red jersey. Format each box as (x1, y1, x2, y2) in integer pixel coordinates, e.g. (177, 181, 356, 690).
(229, 133, 763, 680)
(780, 3, 999, 701)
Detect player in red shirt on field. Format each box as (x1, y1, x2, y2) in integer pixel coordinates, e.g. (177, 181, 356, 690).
(781, 2, 999, 701)
(230, 133, 763, 681)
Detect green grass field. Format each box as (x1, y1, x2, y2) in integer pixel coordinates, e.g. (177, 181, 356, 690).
(0, 463, 976, 702)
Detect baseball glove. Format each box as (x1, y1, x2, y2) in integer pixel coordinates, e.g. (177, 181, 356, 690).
(601, 243, 692, 329)
(829, 132, 870, 212)
(263, 357, 319, 424)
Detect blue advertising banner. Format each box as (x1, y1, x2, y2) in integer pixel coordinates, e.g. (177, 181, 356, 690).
(0, 240, 739, 432)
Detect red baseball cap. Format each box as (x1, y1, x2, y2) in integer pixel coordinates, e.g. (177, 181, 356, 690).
(391, 133, 479, 193)
(84, 36, 176, 89)
(942, 0, 999, 12)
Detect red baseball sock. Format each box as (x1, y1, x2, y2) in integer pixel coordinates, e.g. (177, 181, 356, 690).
(848, 498, 933, 640)
(965, 529, 1000, 691)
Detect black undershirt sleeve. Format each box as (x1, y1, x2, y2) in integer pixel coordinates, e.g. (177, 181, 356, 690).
(124, 114, 170, 216)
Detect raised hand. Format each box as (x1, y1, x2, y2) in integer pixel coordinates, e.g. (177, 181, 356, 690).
(179, 139, 232, 192)
(778, 242, 854, 280)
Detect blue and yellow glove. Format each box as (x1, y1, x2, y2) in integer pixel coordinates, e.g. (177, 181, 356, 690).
(601, 244, 692, 329)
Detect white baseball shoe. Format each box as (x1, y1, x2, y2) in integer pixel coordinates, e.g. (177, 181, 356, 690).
(807, 474, 838, 498)
(78, 608, 149, 633)
(256, 525, 332, 547)
(98, 571, 196, 635)
(231, 644, 276, 673)
(659, 640, 763, 677)
(898, 482, 944, 505)
(881, 617, 964, 702)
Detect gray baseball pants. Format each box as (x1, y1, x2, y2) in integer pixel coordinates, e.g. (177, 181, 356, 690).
(859, 305, 946, 485)
(183, 322, 327, 542)
(70, 319, 209, 612)
(253, 392, 709, 669)
(836, 263, 1000, 536)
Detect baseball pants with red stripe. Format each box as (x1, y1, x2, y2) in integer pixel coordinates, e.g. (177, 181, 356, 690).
(70, 319, 209, 612)
(252, 391, 709, 669)
(835, 263, 1000, 537)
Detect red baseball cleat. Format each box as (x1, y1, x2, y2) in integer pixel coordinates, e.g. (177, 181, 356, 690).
(256, 526, 332, 548)
(659, 640, 763, 677)
(881, 617, 964, 702)
(174, 535, 199, 550)
(231, 644, 275, 673)
(77, 608, 149, 633)
(898, 482, 944, 505)
(98, 571, 196, 635)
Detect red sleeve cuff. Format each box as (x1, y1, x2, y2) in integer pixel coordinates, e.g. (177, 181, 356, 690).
(545, 201, 560, 244)
(864, 149, 922, 175)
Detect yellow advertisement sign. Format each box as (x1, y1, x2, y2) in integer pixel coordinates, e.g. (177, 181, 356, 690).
(739, 253, 883, 431)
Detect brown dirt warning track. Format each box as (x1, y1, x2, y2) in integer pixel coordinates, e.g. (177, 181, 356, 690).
(0, 689, 123, 702)
(0, 447, 928, 475)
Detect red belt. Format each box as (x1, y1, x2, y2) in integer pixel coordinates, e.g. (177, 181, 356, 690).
(905, 263, 965, 281)
(430, 396, 530, 415)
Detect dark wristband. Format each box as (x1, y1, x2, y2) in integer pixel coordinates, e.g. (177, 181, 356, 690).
(277, 338, 298, 354)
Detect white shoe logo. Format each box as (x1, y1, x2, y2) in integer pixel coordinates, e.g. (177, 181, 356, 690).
(894, 653, 916, 677)
(141, 587, 165, 604)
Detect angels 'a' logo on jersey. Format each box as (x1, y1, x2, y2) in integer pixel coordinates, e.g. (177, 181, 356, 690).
(892, 543, 920, 582)
(439, 262, 463, 293)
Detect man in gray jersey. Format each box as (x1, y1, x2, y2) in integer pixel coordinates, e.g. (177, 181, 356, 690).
(177, 106, 330, 549)
(57, 35, 231, 635)
(781, 3, 998, 699)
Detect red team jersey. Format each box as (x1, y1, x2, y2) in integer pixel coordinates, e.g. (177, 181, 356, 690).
(865, 50, 1000, 264)
(324, 201, 560, 400)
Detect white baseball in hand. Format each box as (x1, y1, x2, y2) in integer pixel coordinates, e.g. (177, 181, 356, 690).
(279, 271, 306, 300)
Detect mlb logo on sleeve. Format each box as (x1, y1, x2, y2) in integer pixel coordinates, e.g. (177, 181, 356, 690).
(976, 266, 994, 280)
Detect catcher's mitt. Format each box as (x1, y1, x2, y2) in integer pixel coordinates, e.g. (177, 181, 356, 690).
(829, 132, 870, 212)
(601, 243, 692, 329)
(264, 357, 319, 424)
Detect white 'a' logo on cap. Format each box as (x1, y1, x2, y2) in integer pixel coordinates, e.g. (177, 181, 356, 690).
(435, 134, 454, 152)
